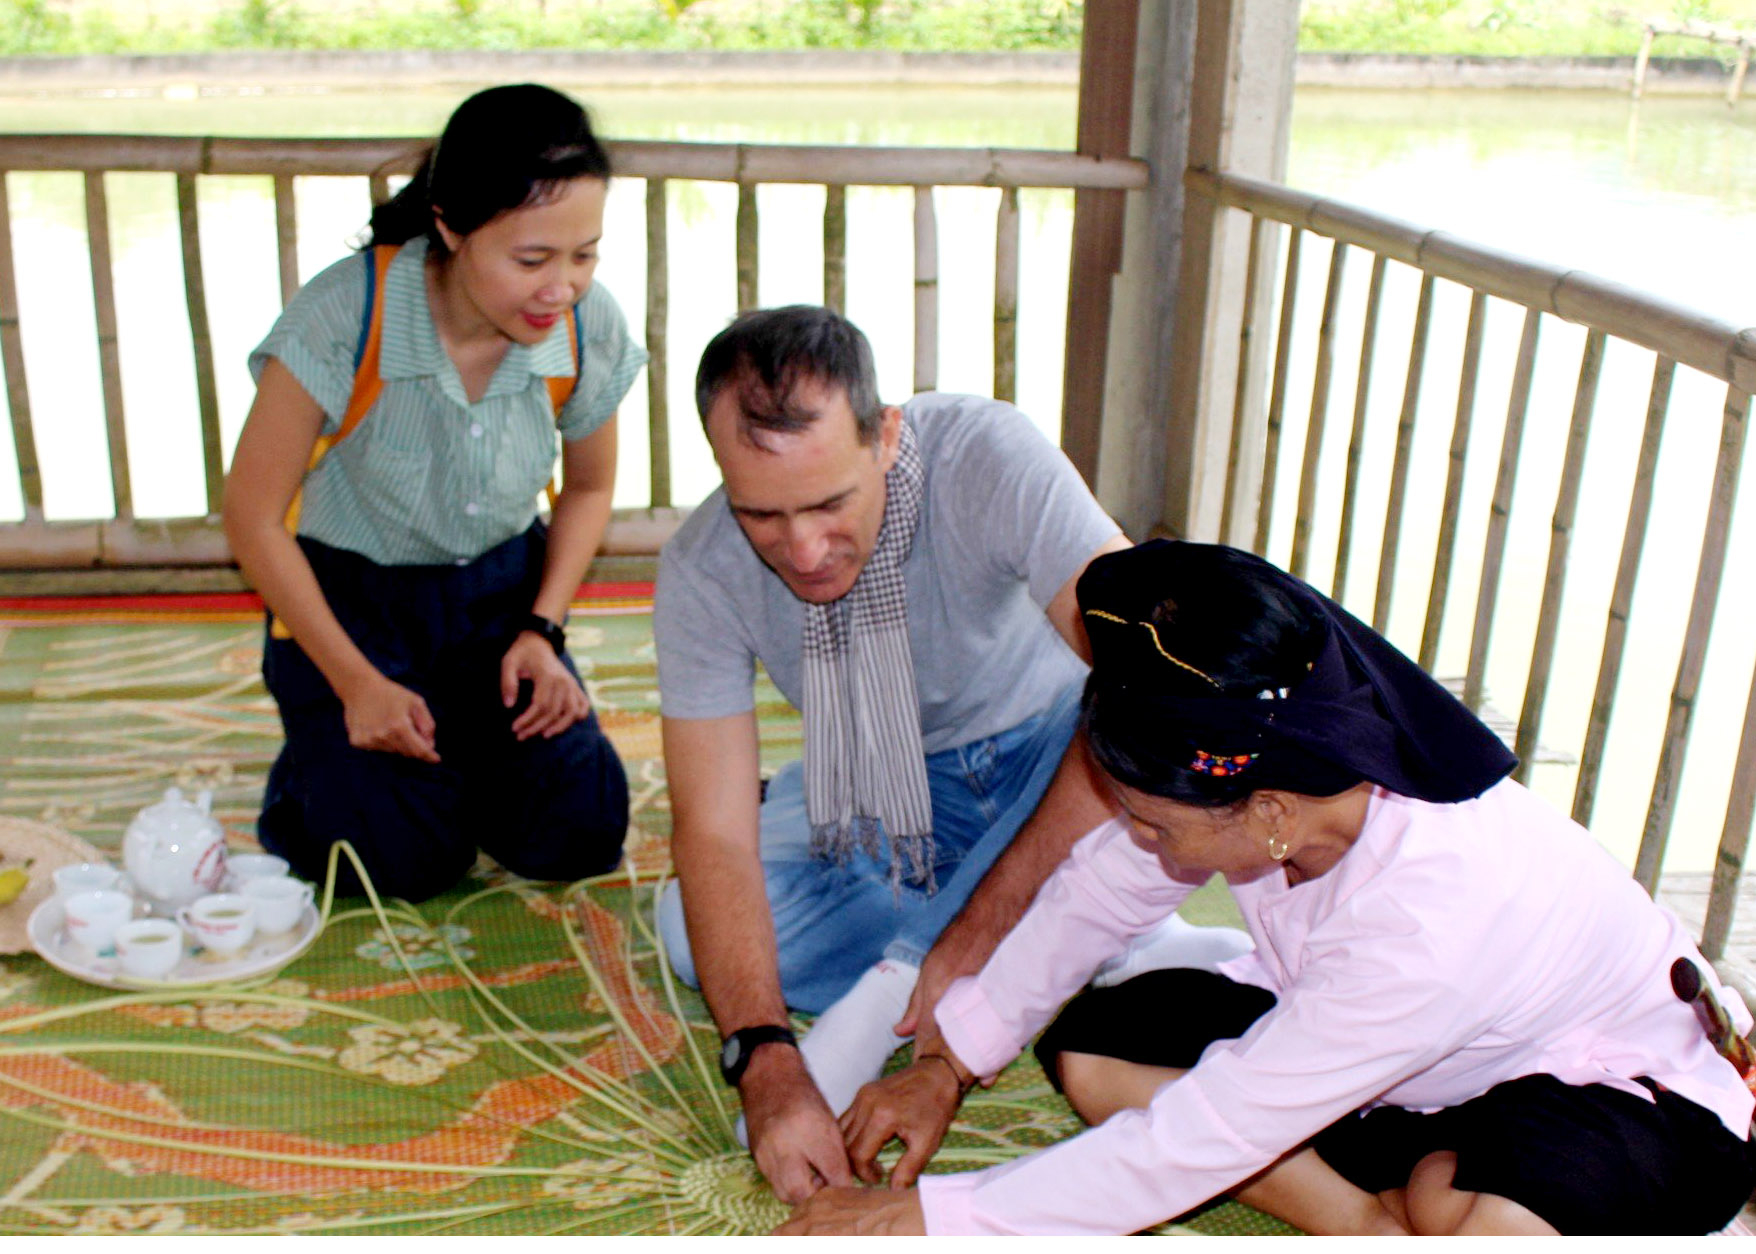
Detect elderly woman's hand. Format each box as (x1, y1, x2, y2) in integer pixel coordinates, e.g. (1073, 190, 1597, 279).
(840, 1052, 971, 1188)
(774, 1185, 925, 1235)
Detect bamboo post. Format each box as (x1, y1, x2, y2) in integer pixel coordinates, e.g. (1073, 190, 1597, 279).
(0, 174, 41, 518)
(1464, 306, 1541, 712)
(823, 184, 847, 316)
(1220, 215, 1268, 550)
(913, 185, 938, 395)
(1702, 647, 1756, 959)
(645, 178, 670, 511)
(1573, 358, 1676, 828)
(1332, 253, 1386, 604)
(736, 182, 758, 314)
(1729, 39, 1750, 107)
(1633, 385, 1753, 892)
(1514, 330, 1606, 785)
(1373, 273, 1436, 634)
(176, 173, 225, 515)
(1290, 240, 1348, 580)
(1418, 289, 1489, 673)
(272, 173, 299, 307)
(993, 186, 1019, 405)
(1632, 25, 1655, 100)
(1253, 226, 1302, 555)
(84, 172, 132, 520)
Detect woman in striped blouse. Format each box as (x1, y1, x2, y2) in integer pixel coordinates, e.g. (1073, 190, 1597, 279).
(223, 84, 644, 902)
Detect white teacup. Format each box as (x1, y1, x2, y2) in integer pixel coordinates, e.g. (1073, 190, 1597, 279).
(114, 918, 185, 979)
(54, 861, 122, 901)
(226, 853, 290, 887)
(177, 893, 256, 956)
(240, 876, 314, 934)
(63, 888, 134, 955)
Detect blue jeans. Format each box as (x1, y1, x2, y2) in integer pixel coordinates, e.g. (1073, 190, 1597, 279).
(657, 680, 1083, 1014)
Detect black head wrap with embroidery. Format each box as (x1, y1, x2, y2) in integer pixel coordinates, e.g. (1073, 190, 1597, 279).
(1078, 541, 1515, 805)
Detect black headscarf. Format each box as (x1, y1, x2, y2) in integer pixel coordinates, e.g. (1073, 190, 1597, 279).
(1078, 541, 1515, 804)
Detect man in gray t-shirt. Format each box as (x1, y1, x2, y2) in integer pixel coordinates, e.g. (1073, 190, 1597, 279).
(654, 306, 1125, 1205)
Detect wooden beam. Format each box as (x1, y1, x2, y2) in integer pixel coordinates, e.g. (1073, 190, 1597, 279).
(1060, 0, 1140, 484)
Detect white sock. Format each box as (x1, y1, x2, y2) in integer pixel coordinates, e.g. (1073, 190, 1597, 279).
(1092, 914, 1253, 988)
(732, 958, 919, 1148)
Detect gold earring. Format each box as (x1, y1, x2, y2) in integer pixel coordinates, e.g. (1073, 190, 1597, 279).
(1267, 835, 1290, 862)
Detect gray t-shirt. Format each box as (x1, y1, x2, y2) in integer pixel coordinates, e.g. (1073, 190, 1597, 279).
(654, 392, 1121, 754)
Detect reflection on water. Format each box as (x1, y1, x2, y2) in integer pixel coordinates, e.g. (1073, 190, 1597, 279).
(1, 82, 1754, 873)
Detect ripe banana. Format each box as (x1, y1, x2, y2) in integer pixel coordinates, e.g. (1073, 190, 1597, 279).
(0, 860, 33, 906)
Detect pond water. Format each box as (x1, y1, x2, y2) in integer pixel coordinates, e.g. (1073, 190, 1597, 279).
(2, 82, 1754, 873)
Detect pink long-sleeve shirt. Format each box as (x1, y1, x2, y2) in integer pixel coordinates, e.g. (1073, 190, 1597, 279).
(919, 780, 1754, 1235)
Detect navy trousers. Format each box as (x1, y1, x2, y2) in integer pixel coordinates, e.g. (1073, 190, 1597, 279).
(258, 524, 629, 902)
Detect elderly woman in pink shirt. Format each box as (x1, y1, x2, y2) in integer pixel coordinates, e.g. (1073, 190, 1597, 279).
(778, 540, 1756, 1236)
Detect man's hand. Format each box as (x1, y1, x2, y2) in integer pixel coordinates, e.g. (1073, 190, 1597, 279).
(500, 631, 590, 741)
(742, 1045, 855, 1205)
(775, 1186, 926, 1235)
(841, 1053, 969, 1188)
(339, 671, 440, 763)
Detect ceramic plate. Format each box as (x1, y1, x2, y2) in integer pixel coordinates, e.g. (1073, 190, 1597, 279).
(27, 896, 323, 990)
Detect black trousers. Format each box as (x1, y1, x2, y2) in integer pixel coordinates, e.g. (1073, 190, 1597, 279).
(1035, 968, 1756, 1235)
(258, 524, 629, 902)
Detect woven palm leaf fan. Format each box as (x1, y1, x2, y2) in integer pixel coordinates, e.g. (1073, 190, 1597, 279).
(0, 845, 1291, 1235)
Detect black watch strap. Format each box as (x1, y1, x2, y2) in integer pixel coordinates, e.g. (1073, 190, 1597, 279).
(523, 612, 568, 656)
(719, 1024, 797, 1087)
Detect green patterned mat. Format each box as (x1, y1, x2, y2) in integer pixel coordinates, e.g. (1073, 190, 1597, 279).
(0, 597, 1293, 1235)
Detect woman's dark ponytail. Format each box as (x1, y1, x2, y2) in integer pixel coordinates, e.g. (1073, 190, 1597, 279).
(362, 83, 611, 255)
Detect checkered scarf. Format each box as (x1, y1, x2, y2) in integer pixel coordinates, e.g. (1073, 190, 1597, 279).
(803, 419, 934, 889)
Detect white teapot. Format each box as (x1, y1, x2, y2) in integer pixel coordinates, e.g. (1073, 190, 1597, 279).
(123, 787, 230, 914)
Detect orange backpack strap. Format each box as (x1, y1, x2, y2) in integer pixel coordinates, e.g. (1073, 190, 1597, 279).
(281, 245, 397, 536)
(541, 303, 585, 509)
(271, 245, 397, 639)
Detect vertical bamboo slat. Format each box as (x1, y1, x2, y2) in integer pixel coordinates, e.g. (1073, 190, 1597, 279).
(1514, 330, 1606, 785)
(823, 184, 846, 316)
(1702, 645, 1756, 959)
(913, 185, 938, 395)
(1573, 357, 1677, 827)
(645, 178, 670, 511)
(736, 183, 758, 313)
(1290, 241, 1347, 581)
(272, 173, 299, 308)
(1633, 385, 1753, 892)
(84, 172, 131, 520)
(0, 174, 42, 517)
(1253, 227, 1303, 555)
(1464, 306, 1542, 712)
(1332, 253, 1387, 604)
(993, 186, 1019, 405)
(1373, 273, 1436, 634)
(1418, 289, 1489, 673)
(176, 172, 225, 515)
(1220, 216, 1268, 550)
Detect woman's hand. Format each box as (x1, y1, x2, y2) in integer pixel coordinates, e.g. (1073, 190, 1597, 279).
(501, 631, 591, 741)
(774, 1186, 925, 1236)
(840, 1054, 968, 1188)
(341, 672, 440, 763)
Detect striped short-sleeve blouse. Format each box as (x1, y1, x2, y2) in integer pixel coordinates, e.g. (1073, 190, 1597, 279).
(248, 235, 648, 566)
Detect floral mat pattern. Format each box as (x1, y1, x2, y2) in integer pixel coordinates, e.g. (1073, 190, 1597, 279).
(0, 590, 1293, 1236)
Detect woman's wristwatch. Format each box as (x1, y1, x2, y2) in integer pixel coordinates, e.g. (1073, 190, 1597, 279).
(523, 612, 568, 655)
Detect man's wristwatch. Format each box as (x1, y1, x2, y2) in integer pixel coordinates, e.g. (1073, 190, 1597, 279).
(719, 1024, 798, 1087)
(523, 612, 568, 656)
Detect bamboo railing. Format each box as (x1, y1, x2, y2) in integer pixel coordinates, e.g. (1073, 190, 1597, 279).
(1190, 167, 1756, 968)
(0, 133, 1146, 570)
